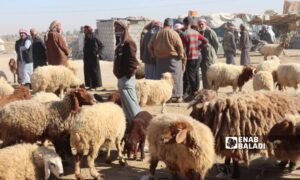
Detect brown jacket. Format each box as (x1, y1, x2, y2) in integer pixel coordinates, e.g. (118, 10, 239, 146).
(45, 31, 69, 65)
(148, 28, 184, 59)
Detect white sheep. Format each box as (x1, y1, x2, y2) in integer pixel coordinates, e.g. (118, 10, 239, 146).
(207, 63, 256, 92)
(259, 42, 288, 60)
(0, 77, 14, 98)
(31, 65, 83, 98)
(0, 143, 63, 180)
(253, 71, 274, 91)
(135, 72, 174, 113)
(256, 56, 280, 82)
(147, 113, 215, 180)
(66, 60, 79, 75)
(276, 63, 300, 90)
(0, 88, 95, 156)
(32, 92, 60, 103)
(70, 102, 126, 179)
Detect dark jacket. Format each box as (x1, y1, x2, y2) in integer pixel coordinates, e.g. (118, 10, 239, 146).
(240, 30, 252, 50)
(83, 35, 103, 88)
(114, 40, 139, 79)
(141, 27, 159, 64)
(15, 37, 33, 63)
(32, 36, 47, 69)
(45, 31, 69, 66)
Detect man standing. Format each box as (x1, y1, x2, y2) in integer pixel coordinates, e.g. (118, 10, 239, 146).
(15, 29, 33, 88)
(113, 20, 141, 122)
(141, 20, 162, 79)
(258, 25, 273, 44)
(182, 16, 208, 100)
(223, 24, 237, 64)
(45, 20, 69, 66)
(83, 25, 103, 90)
(240, 24, 252, 65)
(197, 19, 218, 89)
(30, 28, 47, 69)
(148, 18, 185, 103)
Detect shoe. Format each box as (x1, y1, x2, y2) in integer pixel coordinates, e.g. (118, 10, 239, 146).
(174, 97, 183, 103)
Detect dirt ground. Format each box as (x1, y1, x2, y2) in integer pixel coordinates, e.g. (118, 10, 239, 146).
(0, 50, 300, 180)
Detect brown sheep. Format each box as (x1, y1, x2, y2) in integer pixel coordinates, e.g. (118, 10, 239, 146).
(8, 58, 18, 83)
(0, 86, 31, 107)
(94, 90, 122, 106)
(189, 91, 300, 179)
(147, 113, 215, 180)
(267, 114, 300, 172)
(122, 111, 153, 160)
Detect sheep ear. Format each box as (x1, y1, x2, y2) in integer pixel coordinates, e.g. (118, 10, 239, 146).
(175, 129, 188, 144)
(71, 93, 80, 112)
(44, 160, 51, 180)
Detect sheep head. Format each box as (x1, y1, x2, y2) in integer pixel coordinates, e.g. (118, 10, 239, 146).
(161, 121, 192, 145)
(268, 120, 296, 142)
(237, 65, 256, 88)
(161, 72, 174, 86)
(44, 155, 64, 179)
(188, 89, 217, 109)
(67, 88, 96, 112)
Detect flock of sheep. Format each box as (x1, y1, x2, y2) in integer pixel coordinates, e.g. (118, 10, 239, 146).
(0, 51, 299, 180)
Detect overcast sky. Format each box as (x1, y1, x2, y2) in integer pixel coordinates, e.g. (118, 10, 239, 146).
(0, 0, 284, 35)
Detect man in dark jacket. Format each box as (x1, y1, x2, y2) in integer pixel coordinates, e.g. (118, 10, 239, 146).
(258, 25, 273, 44)
(114, 20, 141, 122)
(83, 25, 103, 90)
(30, 28, 47, 69)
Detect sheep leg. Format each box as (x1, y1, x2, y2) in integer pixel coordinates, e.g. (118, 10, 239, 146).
(231, 160, 240, 179)
(87, 144, 101, 178)
(149, 158, 159, 180)
(74, 154, 83, 180)
(140, 138, 146, 160)
(115, 137, 127, 166)
(105, 141, 112, 164)
(59, 87, 64, 99)
(161, 103, 166, 113)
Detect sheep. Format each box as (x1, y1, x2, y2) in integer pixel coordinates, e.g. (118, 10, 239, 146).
(276, 63, 300, 90)
(136, 72, 174, 113)
(0, 77, 14, 98)
(0, 143, 63, 180)
(122, 111, 153, 160)
(8, 58, 17, 83)
(207, 63, 256, 93)
(256, 55, 280, 83)
(259, 41, 288, 60)
(32, 92, 60, 103)
(135, 60, 145, 79)
(189, 91, 300, 179)
(66, 60, 79, 75)
(147, 113, 215, 180)
(94, 90, 122, 107)
(253, 71, 274, 91)
(0, 88, 95, 158)
(0, 85, 31, 107)
(267, 114, 300, 172)
(70, 102, 127, 179)
(31, 65, 83, 98)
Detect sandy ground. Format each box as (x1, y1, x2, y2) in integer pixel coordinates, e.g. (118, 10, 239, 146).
(0, 50, 300, 180)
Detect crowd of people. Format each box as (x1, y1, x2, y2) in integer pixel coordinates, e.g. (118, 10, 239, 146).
(13, 17, 271, 123)
(14, 20, 103, 90)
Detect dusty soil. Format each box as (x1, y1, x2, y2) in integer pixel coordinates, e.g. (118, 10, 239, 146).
(0, 50, 300, 180)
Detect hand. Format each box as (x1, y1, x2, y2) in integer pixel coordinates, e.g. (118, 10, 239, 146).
(182, 64, 186, 73)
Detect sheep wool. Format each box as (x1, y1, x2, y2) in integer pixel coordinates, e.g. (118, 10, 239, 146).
(147, 113, 215, 179)
(0, 77, 14, 98)
(0, 144, 63, 180)
(253, 71, 274, 91)
(277, 63, 300, 90)
(31, 65, 82, 93)
(256, 56, 280, 82)
(70, 102, 126, 178)
(190, 91, 300, 164)
(32, 92, 60, 103)
(207, 63, 255, 92)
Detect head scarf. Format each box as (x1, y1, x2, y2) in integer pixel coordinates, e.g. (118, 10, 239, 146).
(84, 25, 93, 34)
(114, 20, 133, 46)
(45, 20, 61, 41)
(19, 28, 28, 35)
(198, 18, 207, 24)
(151, 20, 163, 28)
(174, 23, 184, 31)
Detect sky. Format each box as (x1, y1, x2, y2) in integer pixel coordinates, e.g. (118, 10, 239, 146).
(0, 0, 284, 35)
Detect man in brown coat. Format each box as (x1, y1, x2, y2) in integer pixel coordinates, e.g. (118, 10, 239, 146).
(45, 20, 69, 65)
